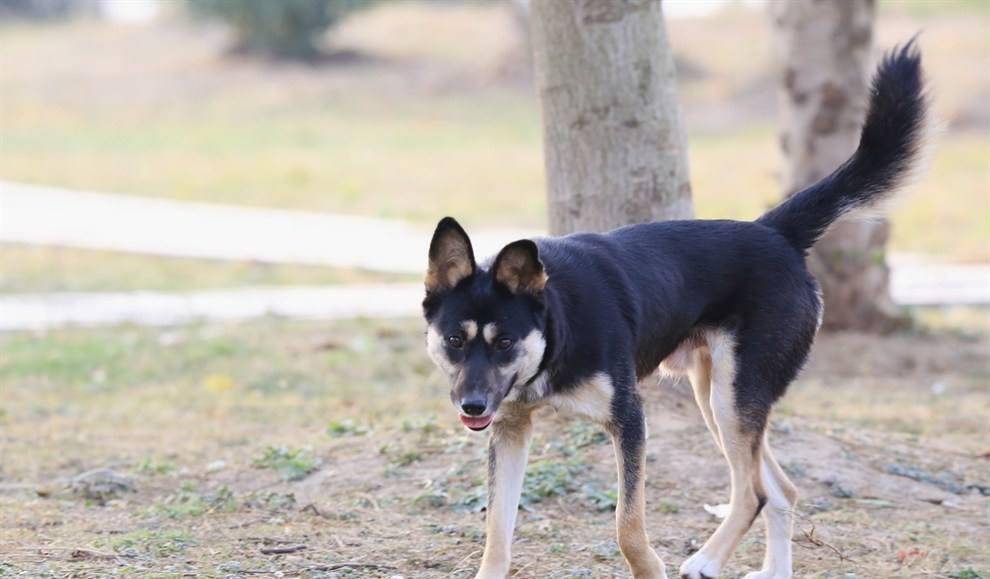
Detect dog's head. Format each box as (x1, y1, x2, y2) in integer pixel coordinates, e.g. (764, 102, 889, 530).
(422, 217, 548, 432)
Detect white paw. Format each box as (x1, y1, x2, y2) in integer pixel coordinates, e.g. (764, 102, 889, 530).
(679, 551, 721, 579)
(703, 503, 730, 520)
(743, 570, 791, 579)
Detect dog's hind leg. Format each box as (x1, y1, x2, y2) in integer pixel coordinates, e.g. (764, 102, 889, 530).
(686, 346, 723, 454)
(680, 333, 767, 579)
(610, 375, 669, 579)
(476, 406, 534, 579)
(743, 438, 798, 579)
(686, 346, 730, 520)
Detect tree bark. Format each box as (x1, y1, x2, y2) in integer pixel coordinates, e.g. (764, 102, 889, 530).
(772, 0, 903, 332)
(530, 0, 693, 235)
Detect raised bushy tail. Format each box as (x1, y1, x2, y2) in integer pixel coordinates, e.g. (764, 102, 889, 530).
(758, 41, 928, 253)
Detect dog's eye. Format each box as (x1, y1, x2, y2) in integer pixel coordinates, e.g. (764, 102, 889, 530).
(495, 337, 514, 351)
(446, 335, 464, 349)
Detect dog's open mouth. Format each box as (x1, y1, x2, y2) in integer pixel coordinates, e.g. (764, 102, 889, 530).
(459, 414, 494, 431)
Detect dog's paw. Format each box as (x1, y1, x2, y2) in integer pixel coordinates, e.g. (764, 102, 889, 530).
(702, 503, 730, 520)
(679, 551, 721, 579)
(743, 570, 791, 579)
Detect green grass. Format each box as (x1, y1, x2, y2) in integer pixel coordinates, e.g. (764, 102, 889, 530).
(252, 446, 321, 481)
(0, 9, 986, 298)
(1, 315, 987, 576)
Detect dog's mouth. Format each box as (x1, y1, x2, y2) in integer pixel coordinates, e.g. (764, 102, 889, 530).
(459, 414, 494, 432)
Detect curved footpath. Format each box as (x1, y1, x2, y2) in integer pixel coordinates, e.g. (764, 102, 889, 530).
(1, 181, 987, 331)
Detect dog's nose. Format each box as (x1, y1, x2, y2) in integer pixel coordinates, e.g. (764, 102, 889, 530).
(460, 399, 487, 416)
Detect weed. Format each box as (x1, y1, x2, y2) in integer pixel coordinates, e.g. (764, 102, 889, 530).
(951, 570, 984, 579)
(592, 540, 621, 561)
(252, 446, 321, 481)
(565, 422, 609, 449)
(582, 484, 618, 512)
(243, 491, 297, 511)
(413, 488, 449, 509)
(111, 530, 197, 558)
(521, 459, 588, 506)
(392, 450, 423, 467)
(659, 501, 680, 514)
(401, 416, 441, 436)
(150, 482, 238, 518)
(327, 419, 367, 438)
(137, 456, 176, 476)
(451, 482, 487, 513)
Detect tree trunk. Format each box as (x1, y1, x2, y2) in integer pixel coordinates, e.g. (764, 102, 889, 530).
(772, 0, 904, 332)
(530, 0, 693, 235)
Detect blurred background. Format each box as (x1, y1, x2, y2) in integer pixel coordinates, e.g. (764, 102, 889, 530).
(0, 1, 987, 577)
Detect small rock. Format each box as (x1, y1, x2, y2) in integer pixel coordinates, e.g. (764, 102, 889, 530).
(806, 496, 834, 513)
(207, 460, 227, 473)
(69, 468, 133, 504)
(823, 478, 854, 499)
(216, 561, 242, 573)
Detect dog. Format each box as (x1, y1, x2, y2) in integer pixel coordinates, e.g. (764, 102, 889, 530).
(422, 44, 926, 579)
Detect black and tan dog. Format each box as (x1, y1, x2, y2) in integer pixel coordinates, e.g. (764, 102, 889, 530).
(422, 45, 927, 579)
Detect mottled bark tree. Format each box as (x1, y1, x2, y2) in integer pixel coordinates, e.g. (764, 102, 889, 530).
(772, 0, 903, 331)
(530, 0, 693, 235)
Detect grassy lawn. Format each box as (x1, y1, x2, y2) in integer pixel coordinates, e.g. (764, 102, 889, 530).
(0, 244, 416, 293)
(0, 316, 987, 577)
(0, 3, 987, 300)
(0, 3, 987, 578)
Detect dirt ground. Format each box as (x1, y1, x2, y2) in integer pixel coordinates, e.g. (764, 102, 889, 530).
(1, 316, 987, 578)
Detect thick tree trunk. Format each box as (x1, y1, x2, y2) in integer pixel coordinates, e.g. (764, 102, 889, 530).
(772, 0, 903, 332)
(531, 0, 693, 235)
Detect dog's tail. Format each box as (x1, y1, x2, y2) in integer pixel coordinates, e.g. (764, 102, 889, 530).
(757, 41, 928, 253)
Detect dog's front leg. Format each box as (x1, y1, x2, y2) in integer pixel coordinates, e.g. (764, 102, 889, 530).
(476, 408, 533, 579)
(610, 399, 668, 579)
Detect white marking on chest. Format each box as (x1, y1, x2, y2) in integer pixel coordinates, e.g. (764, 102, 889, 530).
(548, 372, 614, 424)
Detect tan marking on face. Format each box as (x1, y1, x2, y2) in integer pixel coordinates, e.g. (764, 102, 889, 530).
(461, 320, 478, 341)
(483, 322, 499, 345)
(549, 372, 614, 424)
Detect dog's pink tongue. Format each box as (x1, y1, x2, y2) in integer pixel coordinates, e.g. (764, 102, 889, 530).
(459, 414, 493, 431)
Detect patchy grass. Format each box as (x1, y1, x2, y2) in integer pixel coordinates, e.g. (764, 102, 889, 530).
(0, 316, 987, 577)
(0, 3, 987, 277)
(0, 243, 417, 293)
(252, 447, 322, 481)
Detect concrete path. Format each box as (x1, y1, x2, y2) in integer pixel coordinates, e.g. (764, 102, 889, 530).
(1, 180, 987, 331)
(1, 265, 987, 331)
(0, 284, 425, 331)
(0, 180, 538, 274)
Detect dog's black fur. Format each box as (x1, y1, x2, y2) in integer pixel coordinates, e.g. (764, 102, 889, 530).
(423, 44, 927, 579)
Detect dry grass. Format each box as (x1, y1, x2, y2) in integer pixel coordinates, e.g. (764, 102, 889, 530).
(0, 244, 415, 293)
(0, 2, 987, 288)
(0, 315, 987, 578)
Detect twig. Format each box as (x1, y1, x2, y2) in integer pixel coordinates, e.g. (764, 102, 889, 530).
(240, 537, 300, 544)
(69, 548, 117, 560)
(259, 544, 306, 555)
(800, 521, 847, 562)
(312, 563, 396, 572)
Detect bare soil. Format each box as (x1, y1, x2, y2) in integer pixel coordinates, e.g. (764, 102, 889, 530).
(1, 320, 987, 578)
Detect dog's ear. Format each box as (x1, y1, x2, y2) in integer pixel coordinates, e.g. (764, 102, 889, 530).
(493, 239, 547, 295)
(426, 217, 476, 292)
